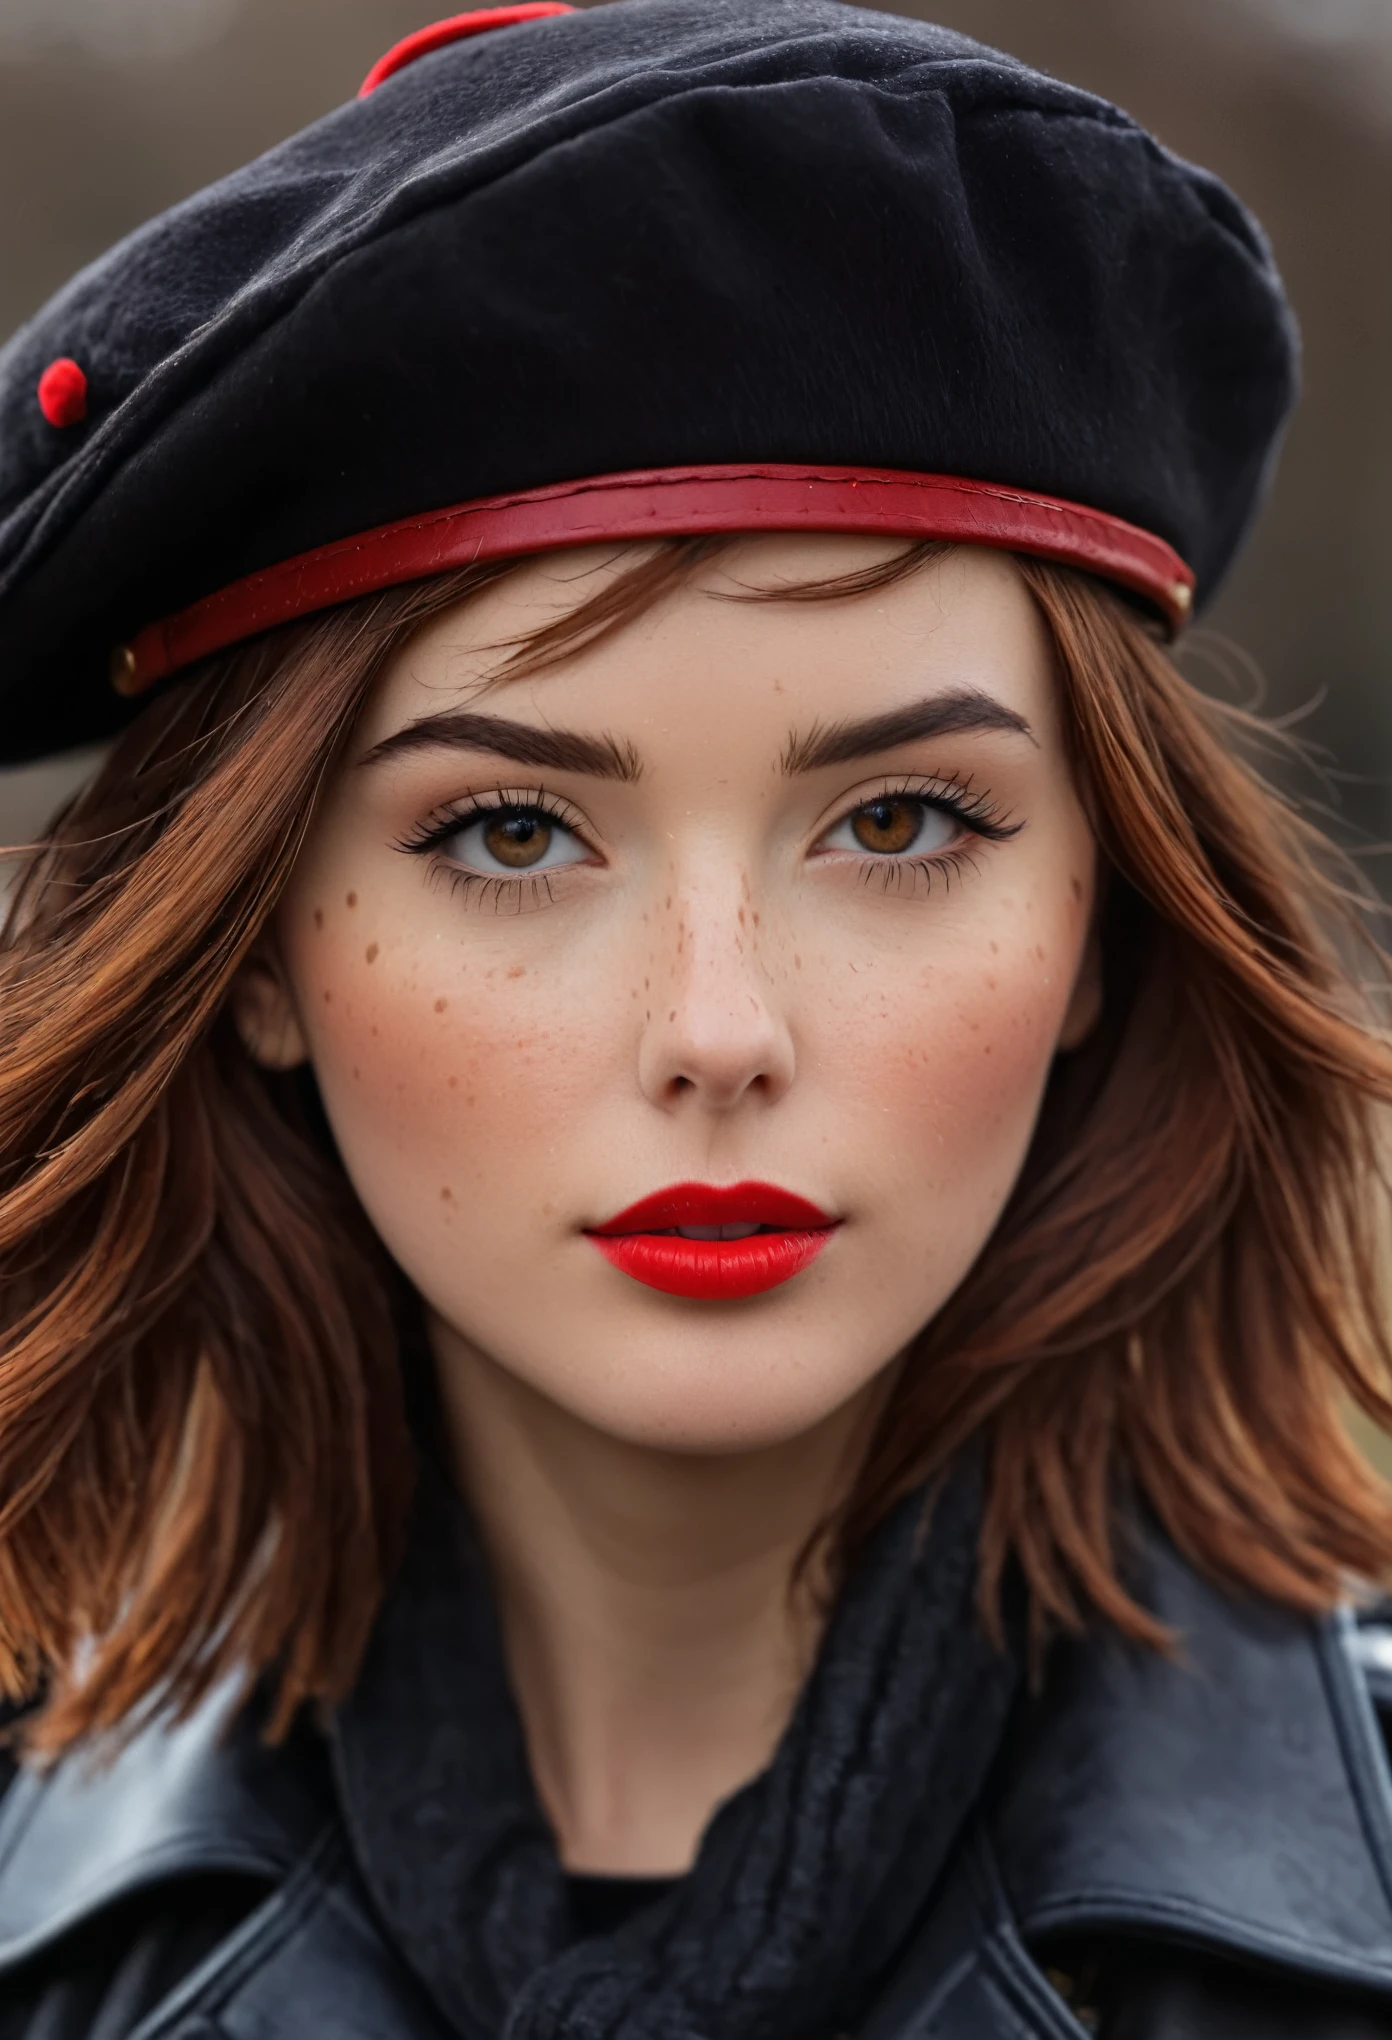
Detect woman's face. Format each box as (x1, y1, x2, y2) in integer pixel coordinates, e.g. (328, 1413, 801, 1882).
(249, 540, 1099, 1453)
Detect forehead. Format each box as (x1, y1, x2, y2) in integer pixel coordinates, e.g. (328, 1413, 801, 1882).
(355, 537, 1060, 756)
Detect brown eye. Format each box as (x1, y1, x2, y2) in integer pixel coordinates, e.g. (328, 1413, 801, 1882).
(849, 798, 927, 855)
(482, 812, 553, 868)
(416, 803, 587, 882)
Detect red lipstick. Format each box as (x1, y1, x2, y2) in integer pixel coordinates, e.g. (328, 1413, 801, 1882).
(588, 1181, 837, 1300)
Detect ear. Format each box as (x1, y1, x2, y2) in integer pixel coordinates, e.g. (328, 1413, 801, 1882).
(1057, 919, 1103, 1053)
(229, 939, 310, 1071)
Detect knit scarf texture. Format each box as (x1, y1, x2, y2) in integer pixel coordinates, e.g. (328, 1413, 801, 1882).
(331, 1460, 1020, 2040)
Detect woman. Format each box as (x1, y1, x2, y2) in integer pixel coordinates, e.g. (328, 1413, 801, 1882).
(1, 2, 1391, 2034)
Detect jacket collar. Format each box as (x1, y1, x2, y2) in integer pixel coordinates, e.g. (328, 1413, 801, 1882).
(991, 1524, 1392, 1997)
(4, 1525, 1392, 2011)
(0, 1681, 333, 1972)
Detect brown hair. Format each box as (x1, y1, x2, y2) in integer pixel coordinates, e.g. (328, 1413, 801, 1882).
(2, 542, 1391, 1753)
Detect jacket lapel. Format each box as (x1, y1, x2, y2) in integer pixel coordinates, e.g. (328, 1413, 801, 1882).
(0, 1682, 331, 1975)
(991, 1529, 1392, 2000)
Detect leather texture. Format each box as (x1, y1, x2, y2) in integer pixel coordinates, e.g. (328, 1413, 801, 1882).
(0, 1878, 268, 2040)
(123, 464, 1196, 696)
(1070, 1941, 1392, 2039)
(1, 1575, 1391, 2036)
(0, 1687, 329, 1976)
(992, 1538, 1392, 1999)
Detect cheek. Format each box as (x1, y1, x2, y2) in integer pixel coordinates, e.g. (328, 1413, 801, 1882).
(813, 901, 1082, 1231)
(281, 907, 614, 1260)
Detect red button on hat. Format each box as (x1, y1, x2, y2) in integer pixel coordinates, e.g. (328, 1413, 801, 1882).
(37, 358, 89, 429)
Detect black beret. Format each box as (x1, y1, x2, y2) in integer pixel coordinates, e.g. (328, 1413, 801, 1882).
(0, 0, 1297, 764)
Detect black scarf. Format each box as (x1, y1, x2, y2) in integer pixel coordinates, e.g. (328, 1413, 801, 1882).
(332, 1459, 1019, 2040)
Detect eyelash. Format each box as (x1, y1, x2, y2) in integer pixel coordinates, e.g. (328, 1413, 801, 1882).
(396, 787, 583, 856)
(394, 787, 590, 908)
(850, 771, 1019, 841)
(825, 772, 1022, 897)
(394, 773, 1021, 907)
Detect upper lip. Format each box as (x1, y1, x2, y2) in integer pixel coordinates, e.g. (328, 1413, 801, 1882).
(590, 1180, 835, 1235)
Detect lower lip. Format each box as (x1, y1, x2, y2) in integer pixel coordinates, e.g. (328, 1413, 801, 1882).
(590, 1229, 834, 1300)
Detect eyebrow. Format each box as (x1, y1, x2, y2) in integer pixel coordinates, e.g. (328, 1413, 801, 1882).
(363, 687, 1030, 782)
(781, 690, 1035, 774)
(362, 710, 642, 781)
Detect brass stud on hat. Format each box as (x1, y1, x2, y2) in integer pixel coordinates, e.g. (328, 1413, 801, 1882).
(109, 644, 140, 697)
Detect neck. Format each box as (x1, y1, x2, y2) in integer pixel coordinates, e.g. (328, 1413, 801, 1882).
(430, 1320, 882, 1875)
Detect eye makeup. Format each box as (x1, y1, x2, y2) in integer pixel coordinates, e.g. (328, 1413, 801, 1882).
(393, 768, 1022, 907)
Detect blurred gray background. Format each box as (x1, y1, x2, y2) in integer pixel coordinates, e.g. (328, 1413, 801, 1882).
(1, 0, 1389, 853)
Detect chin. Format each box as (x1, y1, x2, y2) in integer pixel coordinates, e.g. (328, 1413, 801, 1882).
(503, 1326, 893, 1457)
(558, 1392, 864, 1458)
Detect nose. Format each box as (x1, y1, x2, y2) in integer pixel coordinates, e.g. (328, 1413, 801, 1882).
(637, 877, 795, 1114)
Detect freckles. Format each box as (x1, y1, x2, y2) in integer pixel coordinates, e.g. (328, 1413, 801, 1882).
(849, 953, 1059, 1123)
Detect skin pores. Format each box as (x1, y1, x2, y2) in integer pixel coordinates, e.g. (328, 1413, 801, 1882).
(243, 539, 1100, 1459)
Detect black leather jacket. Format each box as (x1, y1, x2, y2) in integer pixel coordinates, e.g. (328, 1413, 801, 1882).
(2, 1539, 1392, 2039)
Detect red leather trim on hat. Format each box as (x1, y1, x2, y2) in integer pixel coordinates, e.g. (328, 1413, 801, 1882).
(122, 465, 1196, 694)
(359, 5, 575, 97)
